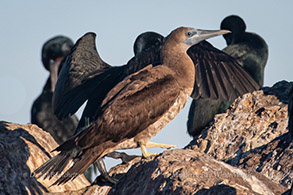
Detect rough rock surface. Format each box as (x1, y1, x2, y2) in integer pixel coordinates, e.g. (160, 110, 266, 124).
(188, 81, 293, 188)
(0, 121, 89, 194)
(46, 157, 142, 195)
(110, 149, 286, 195)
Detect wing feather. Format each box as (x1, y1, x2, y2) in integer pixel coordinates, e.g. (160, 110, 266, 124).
(188, 41, 259, 101)
(53, 32, 111, 118)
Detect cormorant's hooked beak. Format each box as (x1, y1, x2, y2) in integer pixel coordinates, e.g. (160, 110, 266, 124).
(49, 57, 63, 92)
(184, 29, 231, 46)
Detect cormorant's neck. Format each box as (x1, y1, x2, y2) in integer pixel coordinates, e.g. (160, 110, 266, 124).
(161, 43, 195, 90)
(224, 31, 244, 45)
(43, 77, 53, 93)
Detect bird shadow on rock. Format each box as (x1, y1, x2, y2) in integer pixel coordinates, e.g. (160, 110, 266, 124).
(262, 80, 293, 104)
(108, 157, 170, 194)
(0, 122, 49, 194)
(225, 132, 292, 188)
(226, 132, 291, 165)
(194, 184, 236, 195)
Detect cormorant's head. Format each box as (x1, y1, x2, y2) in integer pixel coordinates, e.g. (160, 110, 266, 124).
(133, 32, 164, 55)
(41, 35, 73, 92)
(41, 36, 74, 71)
(221, 15, 246, 45)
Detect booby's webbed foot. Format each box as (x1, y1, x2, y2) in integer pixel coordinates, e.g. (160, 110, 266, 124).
(145, 141, 177, 149)
(106, 151, 139, 164)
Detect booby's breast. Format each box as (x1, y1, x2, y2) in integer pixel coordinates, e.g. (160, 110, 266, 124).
(112, 87, 192, 150)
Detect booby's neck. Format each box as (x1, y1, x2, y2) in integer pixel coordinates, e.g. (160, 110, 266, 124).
(161, 42, 195, 90)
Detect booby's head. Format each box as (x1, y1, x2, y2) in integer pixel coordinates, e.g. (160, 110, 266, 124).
(164, 27, 230, 51)
(220, 15, 246, 45)
(133, 31, 164, 55)
(41, 35, 74, 92)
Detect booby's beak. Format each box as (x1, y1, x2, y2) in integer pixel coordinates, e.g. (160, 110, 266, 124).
(184, 29, 231, 46)
(49, 57, 63, 92)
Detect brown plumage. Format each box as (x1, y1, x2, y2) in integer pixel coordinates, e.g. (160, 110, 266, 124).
(34, 27, 232, 185)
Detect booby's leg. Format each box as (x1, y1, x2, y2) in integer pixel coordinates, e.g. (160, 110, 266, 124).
(145, 142, 177, 149)
(138, 141, 159, 158)
(93, 159, 118, 184)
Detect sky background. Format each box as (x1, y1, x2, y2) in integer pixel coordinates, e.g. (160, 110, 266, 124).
(1, 1, 292, 174)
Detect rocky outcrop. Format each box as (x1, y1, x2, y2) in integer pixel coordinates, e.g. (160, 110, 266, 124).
(46, 157, 142, 195)
(110, 149, 286, 195)
(0, 122, 89, 194)
(1, 81, 292, 194)
(188, 81, 293, 188)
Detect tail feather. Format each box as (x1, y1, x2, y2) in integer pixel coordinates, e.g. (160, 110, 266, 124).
(34, 151, 72, 180)
(34, 123, 115, 185)
(34, 144, 107, 185)
(52, 147, 101, 185)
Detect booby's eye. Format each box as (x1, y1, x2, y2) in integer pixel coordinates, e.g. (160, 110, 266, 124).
(186, 31, 195, 37)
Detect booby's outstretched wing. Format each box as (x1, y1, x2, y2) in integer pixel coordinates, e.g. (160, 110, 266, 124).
(188, 40, 259, 101)
(53, 33, 111, 119)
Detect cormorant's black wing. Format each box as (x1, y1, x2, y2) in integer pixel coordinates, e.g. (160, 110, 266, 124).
(75, 42, 162, 132)
(188, 40, 259, 101)
(53, 32, 111, 119)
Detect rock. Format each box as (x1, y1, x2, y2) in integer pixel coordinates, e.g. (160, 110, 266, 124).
(236, 134, 292, 188)
(0, 121, 89, 194)
(187, 80, 293, 188)
(45, 157, 142, 195)
(109, 149, 287, 195)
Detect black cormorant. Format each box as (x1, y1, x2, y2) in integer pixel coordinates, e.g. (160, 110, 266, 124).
(31, 36, 78, 145)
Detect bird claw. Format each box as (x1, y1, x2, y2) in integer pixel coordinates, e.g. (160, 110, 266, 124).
(145, 141, 177, 149)
(158, 143, 177, 149)
(142, 151, 159, 158)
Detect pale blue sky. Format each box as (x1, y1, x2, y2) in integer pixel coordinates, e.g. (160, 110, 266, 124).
(0, 1, 292, 170)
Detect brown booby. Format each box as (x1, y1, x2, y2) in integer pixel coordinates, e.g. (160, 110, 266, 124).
(53, 31, 164, 184)
(31, 36, 79, 145)
(187, 15, 267, 137)
(34, 27, 248, 185)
